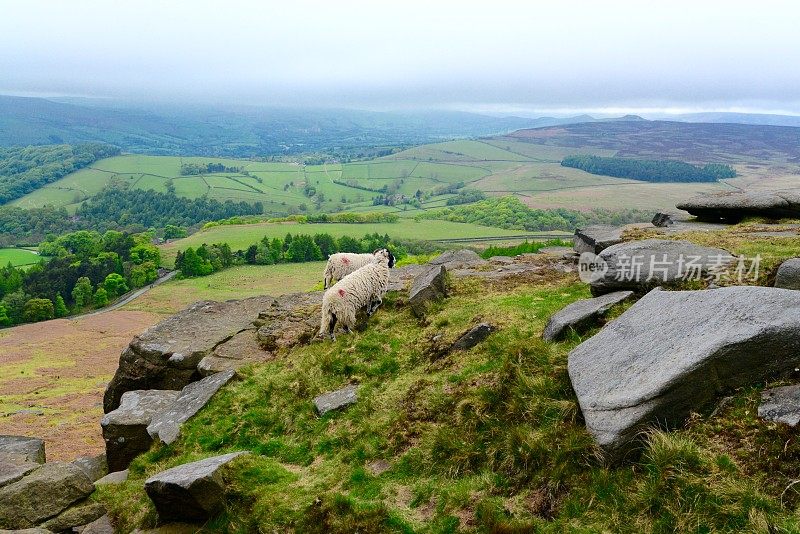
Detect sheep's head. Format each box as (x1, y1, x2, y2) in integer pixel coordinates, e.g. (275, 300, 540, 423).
(372, 248, 396, 268)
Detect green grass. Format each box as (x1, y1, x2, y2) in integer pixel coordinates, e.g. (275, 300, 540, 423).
(0, 247, 42, 266)
(95, 257, 800, 532)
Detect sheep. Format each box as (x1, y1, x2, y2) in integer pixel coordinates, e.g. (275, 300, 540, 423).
(323, 249, 396, 289)
(319, 250, 392, 340)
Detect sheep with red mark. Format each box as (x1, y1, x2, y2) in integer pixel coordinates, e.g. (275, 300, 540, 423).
(319, 249, 392, 340)
(323, 249, 396, 289)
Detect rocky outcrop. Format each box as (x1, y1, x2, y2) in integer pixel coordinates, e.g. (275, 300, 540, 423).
(409, 265, 448, 317)
(775, 258, 800, 290)
(104, 296, 273, 412)
(144, 452, 248, 523)
(429, 249, 487, 270)
(451, 323, 496, 351)
(588, 239, 734, 295)
(41, 500, 106, 532)
(71, 454, 107, 483)
(0, 436, 45, 465)
(0, 462, 94, 529)
(198, 330, 270, 376)
(568, 286, 800, 460)
(147, 370, 236, 446)
(102, 390, 181, 471)
(314, 385, 358, 416)
(758, 385, 800, 426)
(543, 291, 633, 342)
(574, 225, 623, 254)
(255, 292, 322, 351)
(677, 189, 800, 222)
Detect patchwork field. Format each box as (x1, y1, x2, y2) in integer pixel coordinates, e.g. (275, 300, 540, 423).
(0, 247, 41, 266)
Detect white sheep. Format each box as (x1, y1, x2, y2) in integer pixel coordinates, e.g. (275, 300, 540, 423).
(323, 249, 396, 288)
(319, 250, 392, 340)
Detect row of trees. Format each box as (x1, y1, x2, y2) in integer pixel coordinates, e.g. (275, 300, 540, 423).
(0, 230, 160, 327)
(560, 155, 736, 183)
(180, 162, 242, 175)
(175, 232, 401, 277)
(0, 144, 120, 204)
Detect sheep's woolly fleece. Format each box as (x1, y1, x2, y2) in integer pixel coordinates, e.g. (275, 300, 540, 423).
(323, 250, 395, 288)
(319, 255, 391, 338)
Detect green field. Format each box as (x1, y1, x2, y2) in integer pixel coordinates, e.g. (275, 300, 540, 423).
(0, 248, 42, 266)
(159, 219, 532, 267)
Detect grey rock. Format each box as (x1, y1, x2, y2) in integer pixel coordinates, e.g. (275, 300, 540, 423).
(589, 239, 734, 295)
(104, 296, 273, 412)
(41, 500, 106, 532)
(568, 286, 800, 460)
(79, 514, 115, 534)
(0, 436, 45, 465)
(573, 225, 623, 254)
(775, 258, 800, 290)
(409, 265, 448, 318)
(0, 462, 93, 529)
(94, 469, 128, 486)
(144, 452, 248, 523)
(488, 256, 514, 265)
(537, 246, 574, 256)
(366, 459, 391, 476)
(0, 461, 39, 490)
(651, 213, 674, 227)
(543, 291, 633, 342)
(147, 370, 236, 446)
(429, 249, 487, 270)
(198, 329, 271, 376)
(451, 323, 496, 351)
(314, 385, 358, 416)
(71, 454, 107, 483)
(255, 292, 322, 352)
(101, 390, 181, 471)
(758, 384, 800, 426)
(677, 189, 800, 222)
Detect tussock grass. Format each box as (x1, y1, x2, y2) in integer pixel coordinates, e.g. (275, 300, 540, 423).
(97, 262, 800, 532)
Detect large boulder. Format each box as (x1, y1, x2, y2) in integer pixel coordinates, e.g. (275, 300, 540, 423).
(0, 436, 45, 465)
(429, 250, 487, 270)
(587, 239, 734, 295)
(144, 452, 248, 523)
(198, 330, 271, 376)
(71, 454, 108, 483)
(573, 225, 623, 254)
(41, 500, 106, 532)
(255, 292, 322, 352)
(104, 296, 273, 412)
(0, 463, 94, 529)
(102, 390, 181, 471)
(758, 384, 800, 426)
(775, 258, 800, 290)
(542, 291, 633, 342)
(677, 189, 800, 222)
(568, 287, 800, 460)
(0, 460, 39, 489)
(409, 265, 448, 318)
(147, 370, 236, 446)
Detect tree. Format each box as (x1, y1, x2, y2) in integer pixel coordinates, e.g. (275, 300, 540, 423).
(23, 298, 54, 322)
(285, 235, 323, 263)
(54, 294, 68, 318)
(164, 225, 188, 240)
(93, 287, 109, 308)
(313, 233, 337, 258)
(337, 235, 363, 253)
(103, 273, 128, 299)
(72, 277, 93, 310)
(0, 303, 11, 326)
(130, 261, 159, 286)
(1, 290, 28, 324)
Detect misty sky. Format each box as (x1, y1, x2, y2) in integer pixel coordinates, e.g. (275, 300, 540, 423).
(1, 0, 799, 115)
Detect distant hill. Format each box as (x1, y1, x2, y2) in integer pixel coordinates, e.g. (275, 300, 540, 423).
(668, 112, 800, 128)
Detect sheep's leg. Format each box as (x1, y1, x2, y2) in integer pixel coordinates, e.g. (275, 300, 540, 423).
(367, 297, 382, 316)
(328, 314, 338, 340)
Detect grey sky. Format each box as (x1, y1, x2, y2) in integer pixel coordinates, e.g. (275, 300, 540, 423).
(1, 0, 799, 115)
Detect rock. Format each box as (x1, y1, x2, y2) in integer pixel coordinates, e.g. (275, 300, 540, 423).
(677, 189, 800, 222)
(537, 246, 573, 256)
(451, 323, 496, 351)
(0, 436, 45, 465)
(588, 239, 734, 295)
(568, 286, 800, 460)
(147, 370, 236, 446)
(0, 528, 53, 533)
(488, 256, 514, 265)
(573, 225, 623, 254)
(41, 500, 106, 532)
(409, 265, 448, 318)
(651, 213, 674, 227)
(366, 459, 391, 476)
(104, 296, 273, 412)
(0, 463, 93, 529)
(775, 258, 800, 290)
(255, 292, 322, 352)
(94, 469, 128, 486)
(758, 385, 800, 426)
(144, 452, 248, 523)
(542, 291, 634, 342)
(79, 514, 115, 534)
(198, 329, 271, 376)
(71, 454, 107, 483)
(313, 385, 358, 416)
(0, 461, 39, 490)
(132, 523, 201, 534)
(429, 250, 487, 270)
(101, 390, 181, 471)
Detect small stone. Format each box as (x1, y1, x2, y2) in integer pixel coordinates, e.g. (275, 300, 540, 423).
(573, 226, 623, 254)
(313, 385, 358, 416)
(758, 384, 800, 426)
(79, 514, 115, 534)
(95, 469, 128, 486)
(543, 291, 633, 342)
(366, 459, 391, 476)
(651, 213, 674, 227)
(775, 258, 800, 290)
(451, 323, 496, 351)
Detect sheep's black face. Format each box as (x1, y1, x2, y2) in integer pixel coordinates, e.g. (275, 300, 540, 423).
(388, 251, 396, 268)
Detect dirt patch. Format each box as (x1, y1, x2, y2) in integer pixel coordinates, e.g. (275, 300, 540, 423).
(0, 310, 164, 461)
